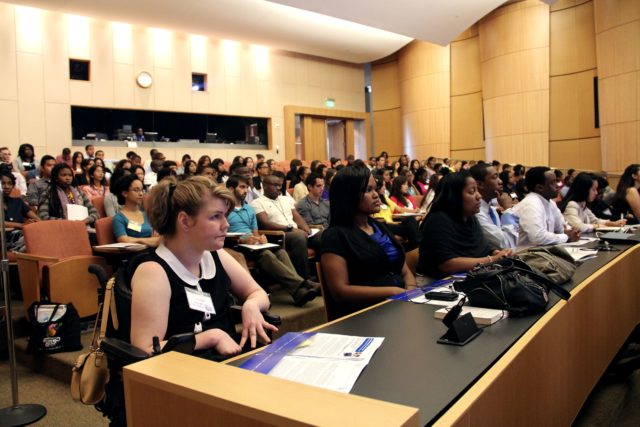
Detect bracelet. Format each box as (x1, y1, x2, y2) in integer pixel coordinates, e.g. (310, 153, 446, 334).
(487, 255, 493, 263)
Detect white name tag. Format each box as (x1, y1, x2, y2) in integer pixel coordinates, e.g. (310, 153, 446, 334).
(184, 287, 216, 314)
(127, 221, 142, 232)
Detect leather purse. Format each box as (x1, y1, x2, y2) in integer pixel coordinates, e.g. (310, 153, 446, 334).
(454, 257, 571, 317)
(70, 277, 116, 405)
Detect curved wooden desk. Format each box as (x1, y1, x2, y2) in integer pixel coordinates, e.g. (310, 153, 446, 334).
(435, 244, 640, 426)
(123, 244, 640, 426)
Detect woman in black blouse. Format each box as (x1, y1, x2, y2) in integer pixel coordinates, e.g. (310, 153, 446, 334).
(129, 176, 275, 356)
(320, 166, 416, 318)
(417, 171, 512, 278)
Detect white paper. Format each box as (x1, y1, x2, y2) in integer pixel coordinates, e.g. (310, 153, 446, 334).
(267, 333, 384, 393)
(226, 232, 245, 237)
(237, 243, 280, 250)
(308, 228, 321, 237)
(126, 141, 138, 148)
(67, 204, 88, 221)
(564, 247, 598, 261)
(560, 237, 598, 247)
(94, 243, 146, 249)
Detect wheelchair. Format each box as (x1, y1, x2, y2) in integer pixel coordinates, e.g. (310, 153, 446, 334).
(88, 256, 281, 426)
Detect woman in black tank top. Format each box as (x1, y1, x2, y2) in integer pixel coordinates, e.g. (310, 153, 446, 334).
(129, 176, 276, 358)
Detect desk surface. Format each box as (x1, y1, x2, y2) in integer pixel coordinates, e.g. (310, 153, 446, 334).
(232, 242, 632, 425)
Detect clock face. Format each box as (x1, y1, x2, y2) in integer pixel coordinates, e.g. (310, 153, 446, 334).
(136, 71, 152, 88)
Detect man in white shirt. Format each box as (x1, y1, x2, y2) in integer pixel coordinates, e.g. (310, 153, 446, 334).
(252, 174, 315, 282)
(470, 164, 519, 250)
(512, 166, 580, 248)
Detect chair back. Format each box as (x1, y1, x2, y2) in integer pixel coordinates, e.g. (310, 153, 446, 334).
(316, 262, 340, 322)
(23, 220, 93, 257)
(95, 217, 115, 245)
(92, 196, 106, 218)
(413, 194, 424, 210)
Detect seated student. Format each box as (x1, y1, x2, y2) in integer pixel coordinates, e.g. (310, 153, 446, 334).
(413, 167, 429, 195)
(320, 166, 416, 318)
(104, 168, 131, 217)
(80, 164, 109, 201)
(591, 175, 615, 220)
(38, 163, 99, 225)
(470, 164, 519, 250)
(512, 167, 580, 248)
(420, 173, 442, 212)
(112, 174, 160, 247)
(252, 174, 318, 282)
(417, 171, 512, 278)
(295, 173, 330, 229)
(611, 164, 640, 224)
(371, 176, 421, 250)
(226, 175, 318, 306)
(26, 155, 55, 208)
(1, 168, 40, 251)
(560, 172, 626, 232)
(74, 158, 94, 186)
(292, 166, 311, 202)
(128, 175, 276, 357)
(389, 175, 419, 212)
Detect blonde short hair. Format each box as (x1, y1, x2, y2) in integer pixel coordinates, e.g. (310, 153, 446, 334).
(146, 176, 234, 236)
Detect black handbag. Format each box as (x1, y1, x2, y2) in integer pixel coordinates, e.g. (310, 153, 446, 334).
(453, 257, 571, 317)
(27, 302, 82, 354)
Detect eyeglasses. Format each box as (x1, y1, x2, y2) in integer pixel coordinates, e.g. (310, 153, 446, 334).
(128, 188, 144, 193)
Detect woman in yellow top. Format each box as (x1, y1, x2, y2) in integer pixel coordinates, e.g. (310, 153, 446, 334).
(371, 176, 421, 250)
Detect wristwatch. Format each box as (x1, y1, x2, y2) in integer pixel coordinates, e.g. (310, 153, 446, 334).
(286, 225, 293, 232)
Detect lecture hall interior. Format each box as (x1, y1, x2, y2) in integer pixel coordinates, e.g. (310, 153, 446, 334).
(1, 0, 640, 426)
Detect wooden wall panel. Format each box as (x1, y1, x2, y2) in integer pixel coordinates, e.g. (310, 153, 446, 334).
(451, 93, 484, 151)
(480, 0, 550, 166)
(397, 40, 450, 160)
(373, 109, 403, 157)
(595, 0, 640, 171)
(371, 61, 400, 111)
(0, 100, 20, 147)
(450, 148, 486, 161)
(549, 70, 599, 140)
(550, 0, 597, 76)
(550, 137, 601, 169)
(451, 36, 482, 96)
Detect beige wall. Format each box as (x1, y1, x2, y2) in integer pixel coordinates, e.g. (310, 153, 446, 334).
(0, 3, 365, 163)
(595, 0, 640, 173)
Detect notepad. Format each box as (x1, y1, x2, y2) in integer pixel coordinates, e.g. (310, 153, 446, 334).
(435, 306, 508, 326)
(94, 243, 147, 250)
(237, 242, 280, 251)
(563, 247, 599, 261)
(67, 204, 88, 221)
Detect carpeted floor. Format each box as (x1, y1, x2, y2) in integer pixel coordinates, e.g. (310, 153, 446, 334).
(0, 362, 107, 426)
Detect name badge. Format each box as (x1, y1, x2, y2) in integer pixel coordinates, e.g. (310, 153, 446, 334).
(184, 287, 216, 314)
(127, 221, 142, 232)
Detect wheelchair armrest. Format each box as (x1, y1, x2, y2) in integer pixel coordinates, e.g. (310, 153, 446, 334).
(161, 333, 196, 355)
(100, 337, 149, 365)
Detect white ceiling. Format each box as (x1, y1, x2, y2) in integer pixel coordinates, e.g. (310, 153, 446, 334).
(6, 0, 509, 63)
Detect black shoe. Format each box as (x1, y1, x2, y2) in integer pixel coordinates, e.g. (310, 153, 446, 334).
(293, 287, 317, 307)
(302, 280, 321, 293)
